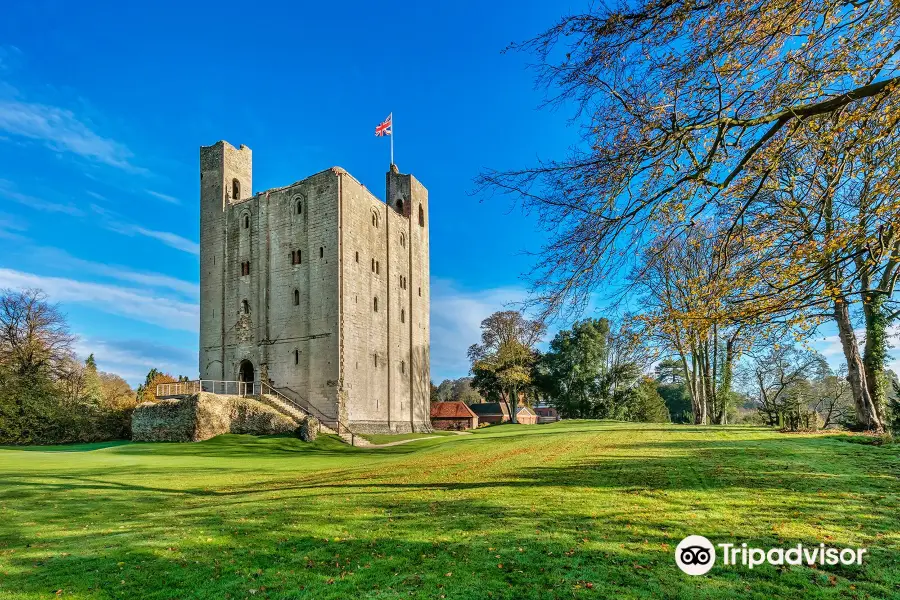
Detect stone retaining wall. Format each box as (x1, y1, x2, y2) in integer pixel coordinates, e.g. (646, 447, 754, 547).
(132, 393, 299, 442)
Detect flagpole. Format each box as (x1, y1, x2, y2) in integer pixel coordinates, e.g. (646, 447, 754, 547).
(390, 112, 394, 166)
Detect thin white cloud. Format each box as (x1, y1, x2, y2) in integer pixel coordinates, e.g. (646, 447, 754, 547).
(0, 179, 83, 215)
(0, 45, 22, 72)
(146, 190, 180, 205)
(812, 325, 900, 375)
(430, 278, 529, 381)
(131, 227, 199, 255)
(85, 190, 106, 201)
(0, 211, 28, 241)
(0, 97, 145, 173)
(73, 337, 197, 386)
(90, 203, 199, 255)
(0, 267, 198, 332)
(29, 246, 198, 298)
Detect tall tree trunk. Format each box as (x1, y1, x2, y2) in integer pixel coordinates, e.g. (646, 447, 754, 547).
(862, 292, 888, 424)
(678, 351, 703, 425)
(833, 297, 883, 431)
(717, 339, 735, 425)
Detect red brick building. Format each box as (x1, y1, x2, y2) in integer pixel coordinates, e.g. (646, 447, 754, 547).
(535, 406, 560, 423)
(516, 406, 538, 425)
(430, 401, 478, 430)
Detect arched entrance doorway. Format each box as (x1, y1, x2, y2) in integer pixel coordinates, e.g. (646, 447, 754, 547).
(238, 360, 255, 393)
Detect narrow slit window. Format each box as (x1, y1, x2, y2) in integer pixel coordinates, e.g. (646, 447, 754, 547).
(293, 289, 300, 306)
(355, 251, 359, 263)
(319, 246, 324, 258)
(294, 349, 300, 365)
(242, 299, 250, 314)
(374, 297, 378, 312)
(401, 360, 405, 374)
(243, 214, 250, 229)
(233, 178, 241, 200)
(401, 308, 405, 323)
(296, 200, 302, 214)
(418, 204, 424, 227)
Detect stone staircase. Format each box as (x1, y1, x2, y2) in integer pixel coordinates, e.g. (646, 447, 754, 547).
(257, 393, 366, 446)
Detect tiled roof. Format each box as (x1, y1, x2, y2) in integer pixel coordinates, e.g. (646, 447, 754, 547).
(516, 406, 537, 416)
(431, 401, 477, 419)
(469, 402, 509, 416)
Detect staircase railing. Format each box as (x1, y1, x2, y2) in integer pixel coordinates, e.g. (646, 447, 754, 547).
(275, 385, 353, 437)
(256, 382, 314, 420)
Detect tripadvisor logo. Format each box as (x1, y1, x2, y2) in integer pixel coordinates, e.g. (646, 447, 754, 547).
(675, 535, 716, 575)
(675, 536, 867, 576)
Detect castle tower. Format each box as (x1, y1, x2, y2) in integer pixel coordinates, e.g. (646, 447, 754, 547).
(198, 141, 430, 433)
(199, 142, 253, 381)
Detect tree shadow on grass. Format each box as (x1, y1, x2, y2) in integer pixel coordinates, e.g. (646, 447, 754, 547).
(0, 487, 893, 600)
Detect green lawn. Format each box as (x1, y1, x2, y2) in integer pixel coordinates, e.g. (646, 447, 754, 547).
(359, 431, 457, 445)
(0, 422, 897, 599)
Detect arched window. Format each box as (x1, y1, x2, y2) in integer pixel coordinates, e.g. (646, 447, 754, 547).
(401, 309, 405, 323)
(399, 232, 406, 248)
(242, 299, 250, 314)
(232, 179, 241, 200)
(243, 214, 250, 229)
(296, 199, 302, 215)
(396, 199, 404, 214)
(371, 211, 379, 228)
(293, 289, 300, 306)
(418, 204, 424, 227)
(373, 297, 379, 312)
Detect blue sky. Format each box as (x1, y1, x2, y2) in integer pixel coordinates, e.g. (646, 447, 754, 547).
(0, 1, 886, 387)
(0, 0, 584, 385)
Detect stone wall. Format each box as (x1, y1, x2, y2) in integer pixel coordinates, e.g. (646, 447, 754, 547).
(131, 393, 298, 442)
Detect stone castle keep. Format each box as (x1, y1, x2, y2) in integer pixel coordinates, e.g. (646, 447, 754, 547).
(199, 141, 431, 433)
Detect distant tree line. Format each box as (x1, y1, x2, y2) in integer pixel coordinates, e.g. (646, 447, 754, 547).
(455, 311, 670, 424)
(0, 288, 186, 445)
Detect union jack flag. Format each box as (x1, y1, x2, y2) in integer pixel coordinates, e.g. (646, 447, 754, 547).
(375, 113, 392, 137)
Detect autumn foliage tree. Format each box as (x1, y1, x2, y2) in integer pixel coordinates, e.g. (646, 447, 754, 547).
(468, 311, 545, 423)
(479, 0, 900, 430)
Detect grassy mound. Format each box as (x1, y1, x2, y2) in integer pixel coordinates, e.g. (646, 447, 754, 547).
(0, 422, 897, 599)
